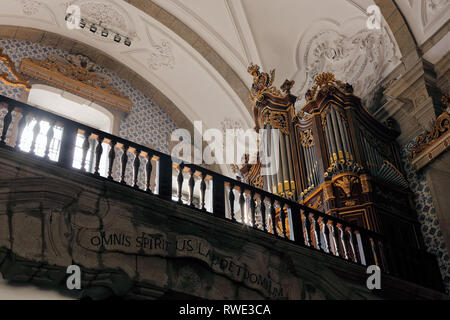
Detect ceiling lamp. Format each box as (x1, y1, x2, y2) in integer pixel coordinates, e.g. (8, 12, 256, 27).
(90, 24, 97, 33)
(68, 13, 132, 46)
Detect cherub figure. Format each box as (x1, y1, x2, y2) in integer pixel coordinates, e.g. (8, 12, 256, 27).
(247, 63, 275, 92)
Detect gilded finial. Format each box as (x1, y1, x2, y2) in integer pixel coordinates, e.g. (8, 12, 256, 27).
(247, 63, 260, 76)
(315, 72, 335, 87)
(305, 72, 353, 101)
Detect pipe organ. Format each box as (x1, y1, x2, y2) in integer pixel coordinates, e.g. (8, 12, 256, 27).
(243, 66, 424, 250)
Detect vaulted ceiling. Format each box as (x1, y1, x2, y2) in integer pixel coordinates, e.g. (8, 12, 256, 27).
(0, 0, 448, 132)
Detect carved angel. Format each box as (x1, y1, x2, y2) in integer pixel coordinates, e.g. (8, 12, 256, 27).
(247, 63, 275, 91)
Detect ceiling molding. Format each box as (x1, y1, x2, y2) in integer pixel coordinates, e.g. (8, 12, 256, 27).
(124, 0, 252, 114)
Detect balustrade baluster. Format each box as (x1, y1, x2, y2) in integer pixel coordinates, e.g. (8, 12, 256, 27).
(211, 176, 225, 218)
(328, 221, 339, 256)
(358, 233, 375, 266)
(44, 120, 55, 160)
(280, 204, 287, 238)
(346, 226, 359, 263)
(80, 131, 90, 172)
(200, 173, 206, 211)
(250, 190, 256, 227)
(353, 230, 367, 265)
(309, 214, 321, 250)
(177, 163, 184, 204)
(107, 140, 116, 180)
(120, 144, 129, 184)
(188, 169, 195, 207)
(301, 210, 312, 247)
(58, 122, 78, 169)
(14, 108, 28, 150)
(30, 117, 41, 155)
(0, 104, 13, 145)
(289, 204, 304, 245)
(229, 184, 235, 221)
(319, 217, 331, 253)
(239, 188, 245, 223)
(337, 223, 349, 259)
(369, 237, 380, 267)
(158, 155, 173, 201)
(270, 198, 277, 236)
(146, 153, 153, 194)
(260, 196, 266, 232)
(133, 149, 141, 189)
(94, 136, 104, 176)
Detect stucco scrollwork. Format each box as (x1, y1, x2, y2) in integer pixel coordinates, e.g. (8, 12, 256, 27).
(148, 39, 175, 71)
(16, 0, 42, 16)
(422, 0, 449, 26)
(295, 26, 400, 105)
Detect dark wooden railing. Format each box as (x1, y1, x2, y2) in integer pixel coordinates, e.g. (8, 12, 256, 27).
(0, 94, 444, 292)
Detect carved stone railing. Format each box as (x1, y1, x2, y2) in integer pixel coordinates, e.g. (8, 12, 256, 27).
(0, 94, 444, 292)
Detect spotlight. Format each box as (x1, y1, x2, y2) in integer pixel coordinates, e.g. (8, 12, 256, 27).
(114, 34, 121, 43)
(124, 38, 131, 46)
(101, 29, 109, 37)
(90, 24, 97, 33)
(79, 19, 86, 28)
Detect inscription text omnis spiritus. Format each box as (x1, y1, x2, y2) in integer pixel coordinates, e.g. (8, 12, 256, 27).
(89, 232, 284, 298)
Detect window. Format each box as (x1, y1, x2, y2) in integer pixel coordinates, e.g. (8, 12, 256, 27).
(22, 84, 114, 176)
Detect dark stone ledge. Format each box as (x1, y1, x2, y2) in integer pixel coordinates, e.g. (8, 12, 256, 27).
(0, 148, 447, 300)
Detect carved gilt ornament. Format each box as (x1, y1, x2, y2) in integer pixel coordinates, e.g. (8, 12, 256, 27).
(409, 94, 450, 169)
(300, 129, 314, 147)
(247, 64, 294, 103)
(262, 110, 290, 135)
(0, 49, 31, 90)
(19, 54, 133, 113)
(333, 175, 359, 198)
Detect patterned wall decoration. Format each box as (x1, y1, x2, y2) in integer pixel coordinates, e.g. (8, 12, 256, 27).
(401, 139, 450, 294)
(0, 38, 177, 153)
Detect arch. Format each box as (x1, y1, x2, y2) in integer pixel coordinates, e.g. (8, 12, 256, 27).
(27, 84, 114, 133)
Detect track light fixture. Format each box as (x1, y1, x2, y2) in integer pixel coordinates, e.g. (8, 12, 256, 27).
(90, 24, 97, 33)
(68, 13, 131, 46)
